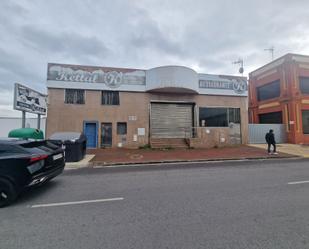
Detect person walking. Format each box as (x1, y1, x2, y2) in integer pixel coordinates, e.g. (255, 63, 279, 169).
(265, 129, 278, 154)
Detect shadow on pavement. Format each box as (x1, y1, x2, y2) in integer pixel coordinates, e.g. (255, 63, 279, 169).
(13, 180, 61, 206)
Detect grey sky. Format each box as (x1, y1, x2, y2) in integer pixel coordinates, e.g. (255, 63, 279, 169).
(1, 0, 309, 117)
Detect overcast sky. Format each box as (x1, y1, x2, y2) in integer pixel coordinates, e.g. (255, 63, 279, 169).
(1, 0, 309, 117)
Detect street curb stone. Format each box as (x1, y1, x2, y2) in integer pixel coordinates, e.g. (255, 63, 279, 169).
(88, 155, 300, 168)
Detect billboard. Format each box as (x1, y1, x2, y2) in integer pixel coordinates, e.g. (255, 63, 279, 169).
(14, 83, 47, 115)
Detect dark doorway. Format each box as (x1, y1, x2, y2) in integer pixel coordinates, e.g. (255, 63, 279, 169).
(101, 123, 112, 147)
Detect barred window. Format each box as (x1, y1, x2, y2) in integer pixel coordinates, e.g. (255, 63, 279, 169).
(65, 89, 85, 104)
(228, 108, 241, 124)
(102, 91, 119, 105)
(117, 122, 127, 135)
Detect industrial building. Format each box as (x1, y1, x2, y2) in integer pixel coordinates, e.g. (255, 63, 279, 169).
(249, 53, 309, 144)
(46, 63, 248, 148)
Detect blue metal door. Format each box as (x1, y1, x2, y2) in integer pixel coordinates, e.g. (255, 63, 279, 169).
(84, 122, 97, 148)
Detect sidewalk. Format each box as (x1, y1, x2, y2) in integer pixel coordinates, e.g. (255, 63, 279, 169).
(88, 145, 296, 166)
(65, 154, 95, 169)
(249, 143, 309, 158)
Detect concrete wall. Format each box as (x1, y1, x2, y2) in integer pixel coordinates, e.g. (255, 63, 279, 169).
(46, 88, 248, 148)
(188, 127, 233, 149)
(0, 117, 46, 137)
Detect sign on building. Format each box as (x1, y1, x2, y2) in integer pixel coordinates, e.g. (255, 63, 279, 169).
(47, 63, 146, 88)
(14, 83, 47, 115)
(198, 74, 248, 96)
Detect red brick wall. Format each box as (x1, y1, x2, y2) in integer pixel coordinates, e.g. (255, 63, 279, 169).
(249, 54, 309, 144)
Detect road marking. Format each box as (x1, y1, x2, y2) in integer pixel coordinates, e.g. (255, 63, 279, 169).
(30, 197, 124, 208)
(288, 180, 309, 185)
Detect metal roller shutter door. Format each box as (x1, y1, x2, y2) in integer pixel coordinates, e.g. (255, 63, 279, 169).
(151, 103, 193, 138)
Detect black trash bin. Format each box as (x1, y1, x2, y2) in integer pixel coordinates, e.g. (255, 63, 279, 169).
(49, 132, 87, 162)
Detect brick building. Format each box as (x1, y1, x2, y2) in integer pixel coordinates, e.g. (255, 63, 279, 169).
(249, 53, 309, 144)
(46, 63, 248, 148)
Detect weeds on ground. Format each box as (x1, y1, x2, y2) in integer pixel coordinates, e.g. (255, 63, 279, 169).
(138, 144, 176, 151)
(138, 144, 151, 150)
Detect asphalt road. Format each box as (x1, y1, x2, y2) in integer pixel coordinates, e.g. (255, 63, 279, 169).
(1, 159, 309, 249)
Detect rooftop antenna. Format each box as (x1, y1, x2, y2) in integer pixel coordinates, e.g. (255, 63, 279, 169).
(232, 58, 244, 76)
(264, 46, 274, 61)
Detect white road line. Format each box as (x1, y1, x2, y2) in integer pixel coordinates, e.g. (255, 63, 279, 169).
(30, 197, 124, 208)
(288, 180, 309, 185)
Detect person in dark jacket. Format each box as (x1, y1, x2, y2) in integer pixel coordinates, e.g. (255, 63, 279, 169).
(265, 129, 278, 154)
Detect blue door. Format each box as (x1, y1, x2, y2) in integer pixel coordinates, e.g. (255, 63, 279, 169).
(84, 122, 97, 148)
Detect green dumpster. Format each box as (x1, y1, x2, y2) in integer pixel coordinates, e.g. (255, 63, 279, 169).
(8, 128, 44, 140)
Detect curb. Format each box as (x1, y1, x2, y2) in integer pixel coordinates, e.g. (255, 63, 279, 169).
(88, 155, 301, 168)
(65, 164, 90, 170)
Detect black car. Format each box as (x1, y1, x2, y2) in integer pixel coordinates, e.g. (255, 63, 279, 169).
(0, 138, 65, 207)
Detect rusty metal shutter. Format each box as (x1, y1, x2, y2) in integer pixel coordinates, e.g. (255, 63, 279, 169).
(150, 103, 193, 138)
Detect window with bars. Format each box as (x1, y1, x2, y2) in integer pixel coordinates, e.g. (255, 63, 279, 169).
(65, 89, 85, 104)
(102, 91, 120, 105)
(117, 122, 127, 135)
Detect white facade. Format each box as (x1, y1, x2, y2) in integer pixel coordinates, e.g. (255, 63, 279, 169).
(47, 63, 248, 97)
(146, 66, 199, 93)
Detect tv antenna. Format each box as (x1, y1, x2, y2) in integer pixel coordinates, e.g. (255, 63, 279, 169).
(264, 46, 274, 61)
(232, 58, 244, 76)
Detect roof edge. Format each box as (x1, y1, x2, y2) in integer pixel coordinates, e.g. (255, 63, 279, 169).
(249, 53, 309, 77)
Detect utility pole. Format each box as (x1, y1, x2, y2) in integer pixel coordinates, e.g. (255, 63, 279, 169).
(232, 58, 244, 76)
(22, 111, 26, 128)
(264, 46, 274, 61)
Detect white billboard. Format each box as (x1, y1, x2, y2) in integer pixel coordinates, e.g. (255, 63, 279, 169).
(14, 83, 47, 115)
